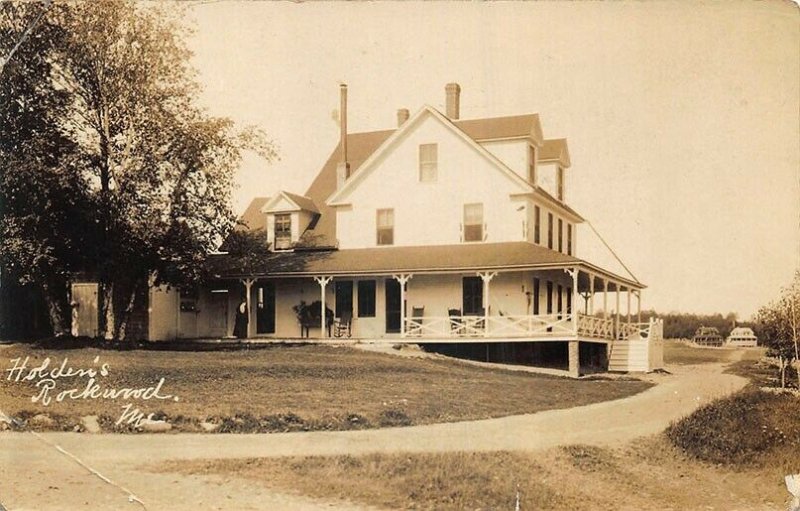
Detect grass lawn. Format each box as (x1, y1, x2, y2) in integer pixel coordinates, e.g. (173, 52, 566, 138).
(0, 343, 652, 432)
(663, 339, 764, 365)
(160, 435, 790, 510)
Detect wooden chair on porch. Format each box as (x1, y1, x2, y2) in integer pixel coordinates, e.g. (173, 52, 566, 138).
(448, 308, 464, 336)
(333, 310, 352, 338)
(408, 306, 425, 336)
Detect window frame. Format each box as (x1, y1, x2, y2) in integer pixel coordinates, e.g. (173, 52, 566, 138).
(463, 203, 484, 242)
(567, 223, 573, 255)
(274, 213, 292, 249)
(376, 208, 395, 246)
(528, 144, 537, 184)
(547, 213, 554, 249)
(357, 280, 376, 318)
(418, 143, 438, 183)
(558, 218, 563, 253)
(534, 205, 540, 244)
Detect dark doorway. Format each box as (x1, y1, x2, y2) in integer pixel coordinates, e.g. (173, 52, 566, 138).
(256, 282, 275, 334)
(462, 276, 483, 315)
(385, 279, 401, 333)
(335, 281, 353, 318)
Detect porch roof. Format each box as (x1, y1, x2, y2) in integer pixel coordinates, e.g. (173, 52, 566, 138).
(208, 242, 644, 289)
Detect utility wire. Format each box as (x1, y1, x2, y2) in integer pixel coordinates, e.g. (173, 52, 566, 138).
(585, 220, 641, 285)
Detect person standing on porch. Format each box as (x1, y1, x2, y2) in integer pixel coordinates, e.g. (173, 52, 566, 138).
(233, 299, 248, 338)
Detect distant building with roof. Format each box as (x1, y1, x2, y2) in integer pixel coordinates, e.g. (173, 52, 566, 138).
(71, 83, 663, 375)
(726, 327, 758, 347)
(692, 326, 724, 347)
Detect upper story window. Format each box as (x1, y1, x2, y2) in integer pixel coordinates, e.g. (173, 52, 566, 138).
(567, 223, 573, 255)
(463, 203, 484, 242)
(558, 218, 563, 252)
(376, 208, 394, 245)
(534, 205, 541, 244)
(557, 167, 565, 201)
(547, 213, 554, 249)
(528, 145, 537, 184)
(274, 213, 292, 250)
(419, 143, 438, 182)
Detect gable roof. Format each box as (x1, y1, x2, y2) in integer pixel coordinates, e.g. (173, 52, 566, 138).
(326, 105, 534, 206)
(539, 138, 571, 168)
(457, 114, 544, 146)
(236, 111, 574, 247)
(262, 191, 319, 214)
(236, 196, 270, 232)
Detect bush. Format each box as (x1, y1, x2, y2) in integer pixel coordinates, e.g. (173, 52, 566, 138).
(666, 389, 800, 466)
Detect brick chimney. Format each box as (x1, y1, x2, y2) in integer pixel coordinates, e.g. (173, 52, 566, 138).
(336, 84, 350, 189)
(445, 83, 461, 120)
(397, 108, 409, 127)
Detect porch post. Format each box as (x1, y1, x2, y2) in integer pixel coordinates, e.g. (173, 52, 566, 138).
(627, 288, 632, 324)
(589, 273, 595, 316)
(615, 284, 621, 339)
(478, 271, 497, 336)
(241, 278, 255, 338)
(564, 267, 579, 335)
(637, 290, 642, 323)
(313, 276, 332, 338)
(602, 278, 608, 320)
(393, 274, 413, 337)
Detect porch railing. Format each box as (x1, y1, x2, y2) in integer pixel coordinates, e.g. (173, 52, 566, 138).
(403, 313, 661, 342)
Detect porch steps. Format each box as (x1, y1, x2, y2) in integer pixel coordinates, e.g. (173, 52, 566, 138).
(608, 338, 651, 372)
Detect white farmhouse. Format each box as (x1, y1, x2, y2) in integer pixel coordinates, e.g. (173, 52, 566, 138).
(76, 84, 664, 375)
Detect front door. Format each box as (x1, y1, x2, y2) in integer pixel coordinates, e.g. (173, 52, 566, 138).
(256, 282, 276, 334)
(208, 291, 228, 338)
(385, 279, 401, 333)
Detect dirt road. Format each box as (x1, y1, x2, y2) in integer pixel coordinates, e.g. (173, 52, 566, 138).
(0, 363, 746, 511)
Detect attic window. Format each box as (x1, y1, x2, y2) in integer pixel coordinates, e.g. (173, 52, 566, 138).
(528, 145, 537, 184)
(274, 213, 292, 250)
(463, 203, 484, 242)
(419, 143, 438, 182)
(376, 208, 394, 246)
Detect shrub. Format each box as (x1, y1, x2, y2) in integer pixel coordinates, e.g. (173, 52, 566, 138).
(666, 389, 800, 466)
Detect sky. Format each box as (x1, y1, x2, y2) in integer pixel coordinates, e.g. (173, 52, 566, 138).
(186, 1, 799, 320)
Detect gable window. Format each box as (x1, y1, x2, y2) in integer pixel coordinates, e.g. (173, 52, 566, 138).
(357, 280, 376, 317)
(567, 223, 573, 255)
(557, 167, 565, 201)
(419, 143, 438, 182)
(462, 277, 483, 315)
(534, 206, 541, 244)
(558, 218, 563, 253)
(376, 208, 394, 245)
(463, 203, 484, 242)
(274, 213, 292, 250)
(528, 145, 537, 184)
(547, 213, 554, 249)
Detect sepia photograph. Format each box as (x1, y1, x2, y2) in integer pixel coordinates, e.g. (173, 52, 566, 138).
(0, 0, 798, 509)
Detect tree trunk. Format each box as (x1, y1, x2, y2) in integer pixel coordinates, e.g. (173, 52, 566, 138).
(115, 278, 141, 346)
(100, 280, 115, 341)
(40, 278, 70, 337)
(780, 356, 786, 388)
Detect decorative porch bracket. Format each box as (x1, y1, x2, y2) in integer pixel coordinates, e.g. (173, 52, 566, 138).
(313, 276, 332, 338)
(477, 272, 497, 337)
(240, 278, 256, 338)
(392, 274, 413, 337)
(563, 268, 579, 335)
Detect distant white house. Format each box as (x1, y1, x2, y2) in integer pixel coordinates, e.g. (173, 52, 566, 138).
(73, 83, 664, 375)
(726, 327, 758, 347)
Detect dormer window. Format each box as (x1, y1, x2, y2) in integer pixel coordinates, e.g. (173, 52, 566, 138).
(557, 167, 565, 201)
(274, 214, 292, 250)
(419, 143, 438, 182)
(463, 203, 484, 242)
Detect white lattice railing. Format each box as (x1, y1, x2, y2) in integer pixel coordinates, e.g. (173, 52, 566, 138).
(404, 313, 575, 338)
(577, 314, 615, 340)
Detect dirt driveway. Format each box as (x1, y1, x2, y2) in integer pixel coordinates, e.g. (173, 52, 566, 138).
(0, 363, 746, 511)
